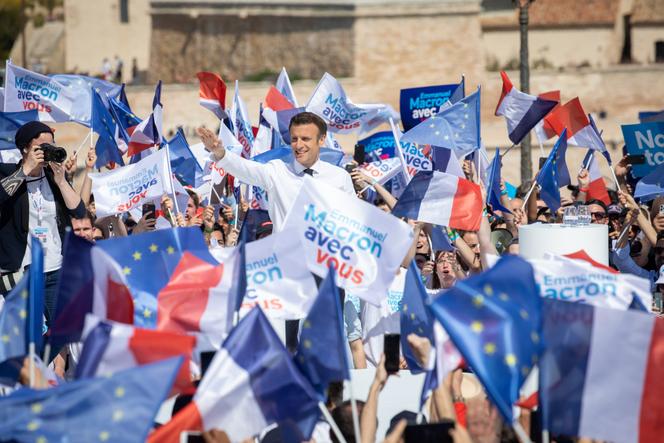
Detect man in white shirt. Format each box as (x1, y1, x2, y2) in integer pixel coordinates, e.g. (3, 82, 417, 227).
(196, 112, 355, 231)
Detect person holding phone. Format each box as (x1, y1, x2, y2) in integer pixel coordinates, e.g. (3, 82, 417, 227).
(197, 112, 355, 232)
(0, 121, 85, 326)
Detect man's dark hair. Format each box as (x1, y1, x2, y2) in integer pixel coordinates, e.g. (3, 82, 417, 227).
(73, 210, 96, 224)
(289, 112, 327, 138)
(330, 400, 365, 443)
(587, 199, 608, 213)
(186, 189, 200, 208)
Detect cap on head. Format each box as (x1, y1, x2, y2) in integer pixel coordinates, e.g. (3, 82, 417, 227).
(15, 121, 54, 151)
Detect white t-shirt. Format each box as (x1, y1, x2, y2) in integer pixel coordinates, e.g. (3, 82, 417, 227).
(360, 269, 406, 367)
(20, 175, 63, 272)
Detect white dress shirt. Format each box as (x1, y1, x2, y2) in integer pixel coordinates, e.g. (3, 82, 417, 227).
(214, 150, 355, 231)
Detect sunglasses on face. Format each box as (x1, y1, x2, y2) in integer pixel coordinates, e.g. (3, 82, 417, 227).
(591, 212, 607, 220)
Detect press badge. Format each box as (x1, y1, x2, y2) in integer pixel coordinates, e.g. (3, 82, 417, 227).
(33, 226, 49, 250)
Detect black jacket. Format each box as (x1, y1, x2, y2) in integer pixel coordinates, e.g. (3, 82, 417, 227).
(0, 162, 85, 272)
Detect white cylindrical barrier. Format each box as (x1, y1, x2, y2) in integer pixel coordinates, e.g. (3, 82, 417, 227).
(519, 223, 609, 265)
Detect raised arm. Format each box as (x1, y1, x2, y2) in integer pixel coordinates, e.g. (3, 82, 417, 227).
(197, 126, 273, 191)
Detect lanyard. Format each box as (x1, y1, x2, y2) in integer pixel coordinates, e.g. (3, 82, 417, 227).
(28, 176, 45, 226)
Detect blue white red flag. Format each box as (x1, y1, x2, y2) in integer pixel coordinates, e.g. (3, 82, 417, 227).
(127, 81, 164, 156)
(196, 71, 227, 120)
(230, 81, 255, 159)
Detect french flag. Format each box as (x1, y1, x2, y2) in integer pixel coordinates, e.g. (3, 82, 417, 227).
(581, 149, 611, 205)
(128, 81, 164, 156)
(148, 308, 320, 443)
(76, 316, 196, 395)
(533, 90, 561, 143)
(495, 71, 558, 145)
(196, 72, 227, 120)
(544, 97, 608, 158)
(391, 171, 483, 231)
(156, 251, 238, 350)
(540, 299, 664, 442)
(261, 85, 295, 133)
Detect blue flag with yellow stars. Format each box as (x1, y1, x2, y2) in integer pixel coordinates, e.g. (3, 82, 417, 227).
(167, 128, 204, 188)
(538, 129, 569, 213)
(400, 260, 435, 374)
(295, 267, 350, 399)
(91, 88, 125, 169)
(429, 255, 542, 423)
(97, 227, 216, 328)
(0, 357, 182, 442)
(0, 109, 39, 150)
(0, 273, 30, 383)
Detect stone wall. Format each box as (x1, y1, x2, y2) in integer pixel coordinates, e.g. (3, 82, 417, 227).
(149, 13, 354, 83)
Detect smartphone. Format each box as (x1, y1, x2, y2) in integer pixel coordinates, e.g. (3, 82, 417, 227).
(179, 432, 204, 443)
(538, 157, 548, 170)
(384, 333, 400, 373)
(659, 204, 664, 215)
(345, 163, 357, 173)
(404, 420, 454, 443)
(142, 202, 156, 222)
(625, 154, 646, 164)
(354, 143, 366, 165)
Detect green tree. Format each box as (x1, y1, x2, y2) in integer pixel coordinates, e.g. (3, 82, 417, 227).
(0, 0, 23, 61)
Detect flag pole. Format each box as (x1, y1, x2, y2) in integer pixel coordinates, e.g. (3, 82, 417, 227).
(164, 145, 182, 217)
(346, 378, 362, 443)
(542, 429, 550, 443)
(42, 343, 51, 366)
(608, 166, 621, 191)
(520, 180, 538, 211)
(28, 342, 35, 388)
(72, 131, 91, 159)
(501, 143, 517, 157)
(537, 139, 545, 158)
(318, 402, 347, 443)
(512, 420, 533, 443)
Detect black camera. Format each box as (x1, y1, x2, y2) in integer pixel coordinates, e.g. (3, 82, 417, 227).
(39, 143, 67, 163)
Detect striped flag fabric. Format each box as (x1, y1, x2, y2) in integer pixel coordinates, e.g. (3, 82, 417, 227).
(540, 299, 664, 442)
(128, 81, 164, 156)
(544, 97, 606, 156)
(495, 71, 558, 145)
(391, 170, 483, 231)
(533, 90, 561, 144)
(196, 72, 227, 120)
(148, 308, 320, 443)
(76, 316, 196, 395)
(581, 149, 611, 205)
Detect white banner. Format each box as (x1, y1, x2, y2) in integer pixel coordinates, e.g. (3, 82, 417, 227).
(211, 228, 318, 320)
(489, 254, 652, 311)
(358, 157, 402, 186)
(306, 72, 387, 134)
(90, 148, 173, 218)
(283, 176, 414, 305)
(3, 61, 79, 123)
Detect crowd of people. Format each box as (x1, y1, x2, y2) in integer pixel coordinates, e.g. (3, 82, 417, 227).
(0, 93, 662, 442)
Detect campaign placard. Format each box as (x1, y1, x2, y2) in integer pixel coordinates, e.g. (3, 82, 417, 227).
(400, 83, 458, 131)
(283, 177, 414, 305)
(622, 121, 664, 177)
(358, 131, 396, 160)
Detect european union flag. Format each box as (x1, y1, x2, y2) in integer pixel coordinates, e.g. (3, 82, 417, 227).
(295, 267, 350, 399)
(229, 226, 248, 314)
(427, 224, 454, 252)
(167, 128, 204, 187)
(0, 357, 182, 442)
(108, 96, 142, 145)
(429, 255, 541, 422)
(449, 75, 465, 104)
(50, 233, 95, 349)
(0, 110, 39, 150)
(0, 273, 30, 382)
(401, 88, 481, 157)
(97, 227, 215, 328)
(538, 129, 569, 213)
(400, 260, 435, 373)
(486, 149, 511, 214)
(117, 83, 130, 108)
(91, 88, 124, 168)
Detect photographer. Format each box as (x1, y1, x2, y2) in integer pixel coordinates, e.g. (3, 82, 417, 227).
(0, 121, 85, 327)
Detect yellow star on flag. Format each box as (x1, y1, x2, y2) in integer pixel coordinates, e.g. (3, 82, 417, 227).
(27, 420, 40, 431)
(143, 308, 152, 319)
(114, 386, 125, 398)
(99, 431, 110, 441)
(303, 320, 311, 329)
(132, 251, 142, 261)
(36, 437, 47, 443)
(470, 321, 484, 333)
(484, 342, 496, 355)
(483, 284, 493, 296)
(402, 304, 408, 312)
(505, 354, 517, 367)
(149, 244, 158, 253)
(1, 335, 9, 343)
(122, 266, 131, 276)
(20, 289, 28, 299)
(499, 293, 509, 302)
(531, 331, 540, 343)
(112, 409, 124, 422)
(472, 295, 484, 308)
(303, 339, 312, 349)
(519, 309, 529, 320)
(167, 246, 175, 255)
(19, 309, 26, 319)
(31, 403, 43, 413)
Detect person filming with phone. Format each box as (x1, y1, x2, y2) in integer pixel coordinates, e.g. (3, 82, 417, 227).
(0, 121, 85, 327)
